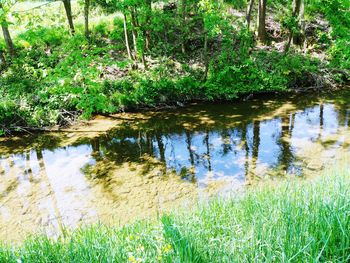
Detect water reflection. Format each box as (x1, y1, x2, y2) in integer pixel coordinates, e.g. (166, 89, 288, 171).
(1, 90, 350, 242)
(80, 105, 329, 182)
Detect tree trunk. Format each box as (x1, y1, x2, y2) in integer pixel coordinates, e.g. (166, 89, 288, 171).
(1, 24, 15, 57)
(130, 8, 147, 68)
(144, 0, 152, 51)
(84, 0, 90, 38)
(181, 0, 187, 54)
(202, 32, 209, 81)
(130, 8, 138, 60)
(294, 0, 305, 47)
(62, 0, 75, 35)
(284, 0, 302, 53)
(246, 0, 255, 30)
(257, 0, 267, 44)
(284, 30, 293, 53)
(292, 0, 303, 45)
(0, 50, 6, 71)
(123, 13, 133, 60)
(142, 52, 147, 69)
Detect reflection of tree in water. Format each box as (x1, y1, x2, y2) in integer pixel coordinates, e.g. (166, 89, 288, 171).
(82, 114, 299, 182)
(0, 134, 64, 156)
(220, 129, 231, 155)
(84, 97, 349, 182)
(277, 113, 296, 173)
(2, 91, 345, 185)
(155, 132, 166, 165)
(318, 103, 324, 140)
(36, 149, 64, 231)
(242, 125, 250, 181)
(0, 154, 20, 198)
(0, 149, 64, 234)
(204, 130, 212, 173)
(182, 130, 196, 182)
(250, 120, 261, 183)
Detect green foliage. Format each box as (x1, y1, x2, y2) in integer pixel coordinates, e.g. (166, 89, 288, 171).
(0, 0, 349, 134)
(206, 50, 320, 100)
(328, 39, 350, 73)
(17, 27, 66, 47)
(309, 0, 350, 73)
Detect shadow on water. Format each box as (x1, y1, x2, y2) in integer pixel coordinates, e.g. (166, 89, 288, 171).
(72, 91, 350, 183)
(1, 89, 350, 242)
(2, 91, 350, 184)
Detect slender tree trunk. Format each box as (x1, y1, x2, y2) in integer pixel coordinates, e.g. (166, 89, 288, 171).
(123, 13, 133, 60)
(0, 50, 6, 70)
(144, 0, 152, 51)
(1, 24, 15, 57)
(181, 0, 187, 54)
(285, 0, 303, 53)
(130, 8, 147, 68)
(257, 0, 267, 43)
(295, 0, 305, 48)
(84, 0, 90, 38)
(246, 0, 255, 30)
(301, 0, 307, 52)
(292, 0, 303, 45)
(130, 8, 138, 60)
(62, 0, 75, 35)
(202, 32, 209, 81)
(284, 30, 293, 53)
(142, 52, 147, 69)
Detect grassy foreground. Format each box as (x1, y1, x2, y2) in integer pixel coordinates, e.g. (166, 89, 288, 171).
(1, 168, 350, 262)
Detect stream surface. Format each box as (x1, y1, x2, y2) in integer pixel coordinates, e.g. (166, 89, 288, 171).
(1, 89, 350, 243)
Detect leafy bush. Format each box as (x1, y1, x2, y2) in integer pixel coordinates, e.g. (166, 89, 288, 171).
(0, 0, 348, 135)
(17, 27, 67, 47)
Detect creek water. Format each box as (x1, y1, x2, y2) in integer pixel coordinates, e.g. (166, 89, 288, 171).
(1, 89, 350, 243)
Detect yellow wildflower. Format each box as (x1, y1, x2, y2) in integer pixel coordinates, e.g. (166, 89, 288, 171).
(163, 244, 172, 253)
(128, 255, 137, 263)
(18, 40, 31, 49)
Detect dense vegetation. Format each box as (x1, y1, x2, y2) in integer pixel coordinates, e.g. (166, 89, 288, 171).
(0, 0, 349, 134)
(1, 166, 350, 262)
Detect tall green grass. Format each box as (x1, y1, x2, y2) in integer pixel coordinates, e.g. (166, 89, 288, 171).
(1, 167, 350, 262)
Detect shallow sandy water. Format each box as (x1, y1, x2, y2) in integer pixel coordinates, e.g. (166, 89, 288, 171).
(1, 90, 350, 243)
